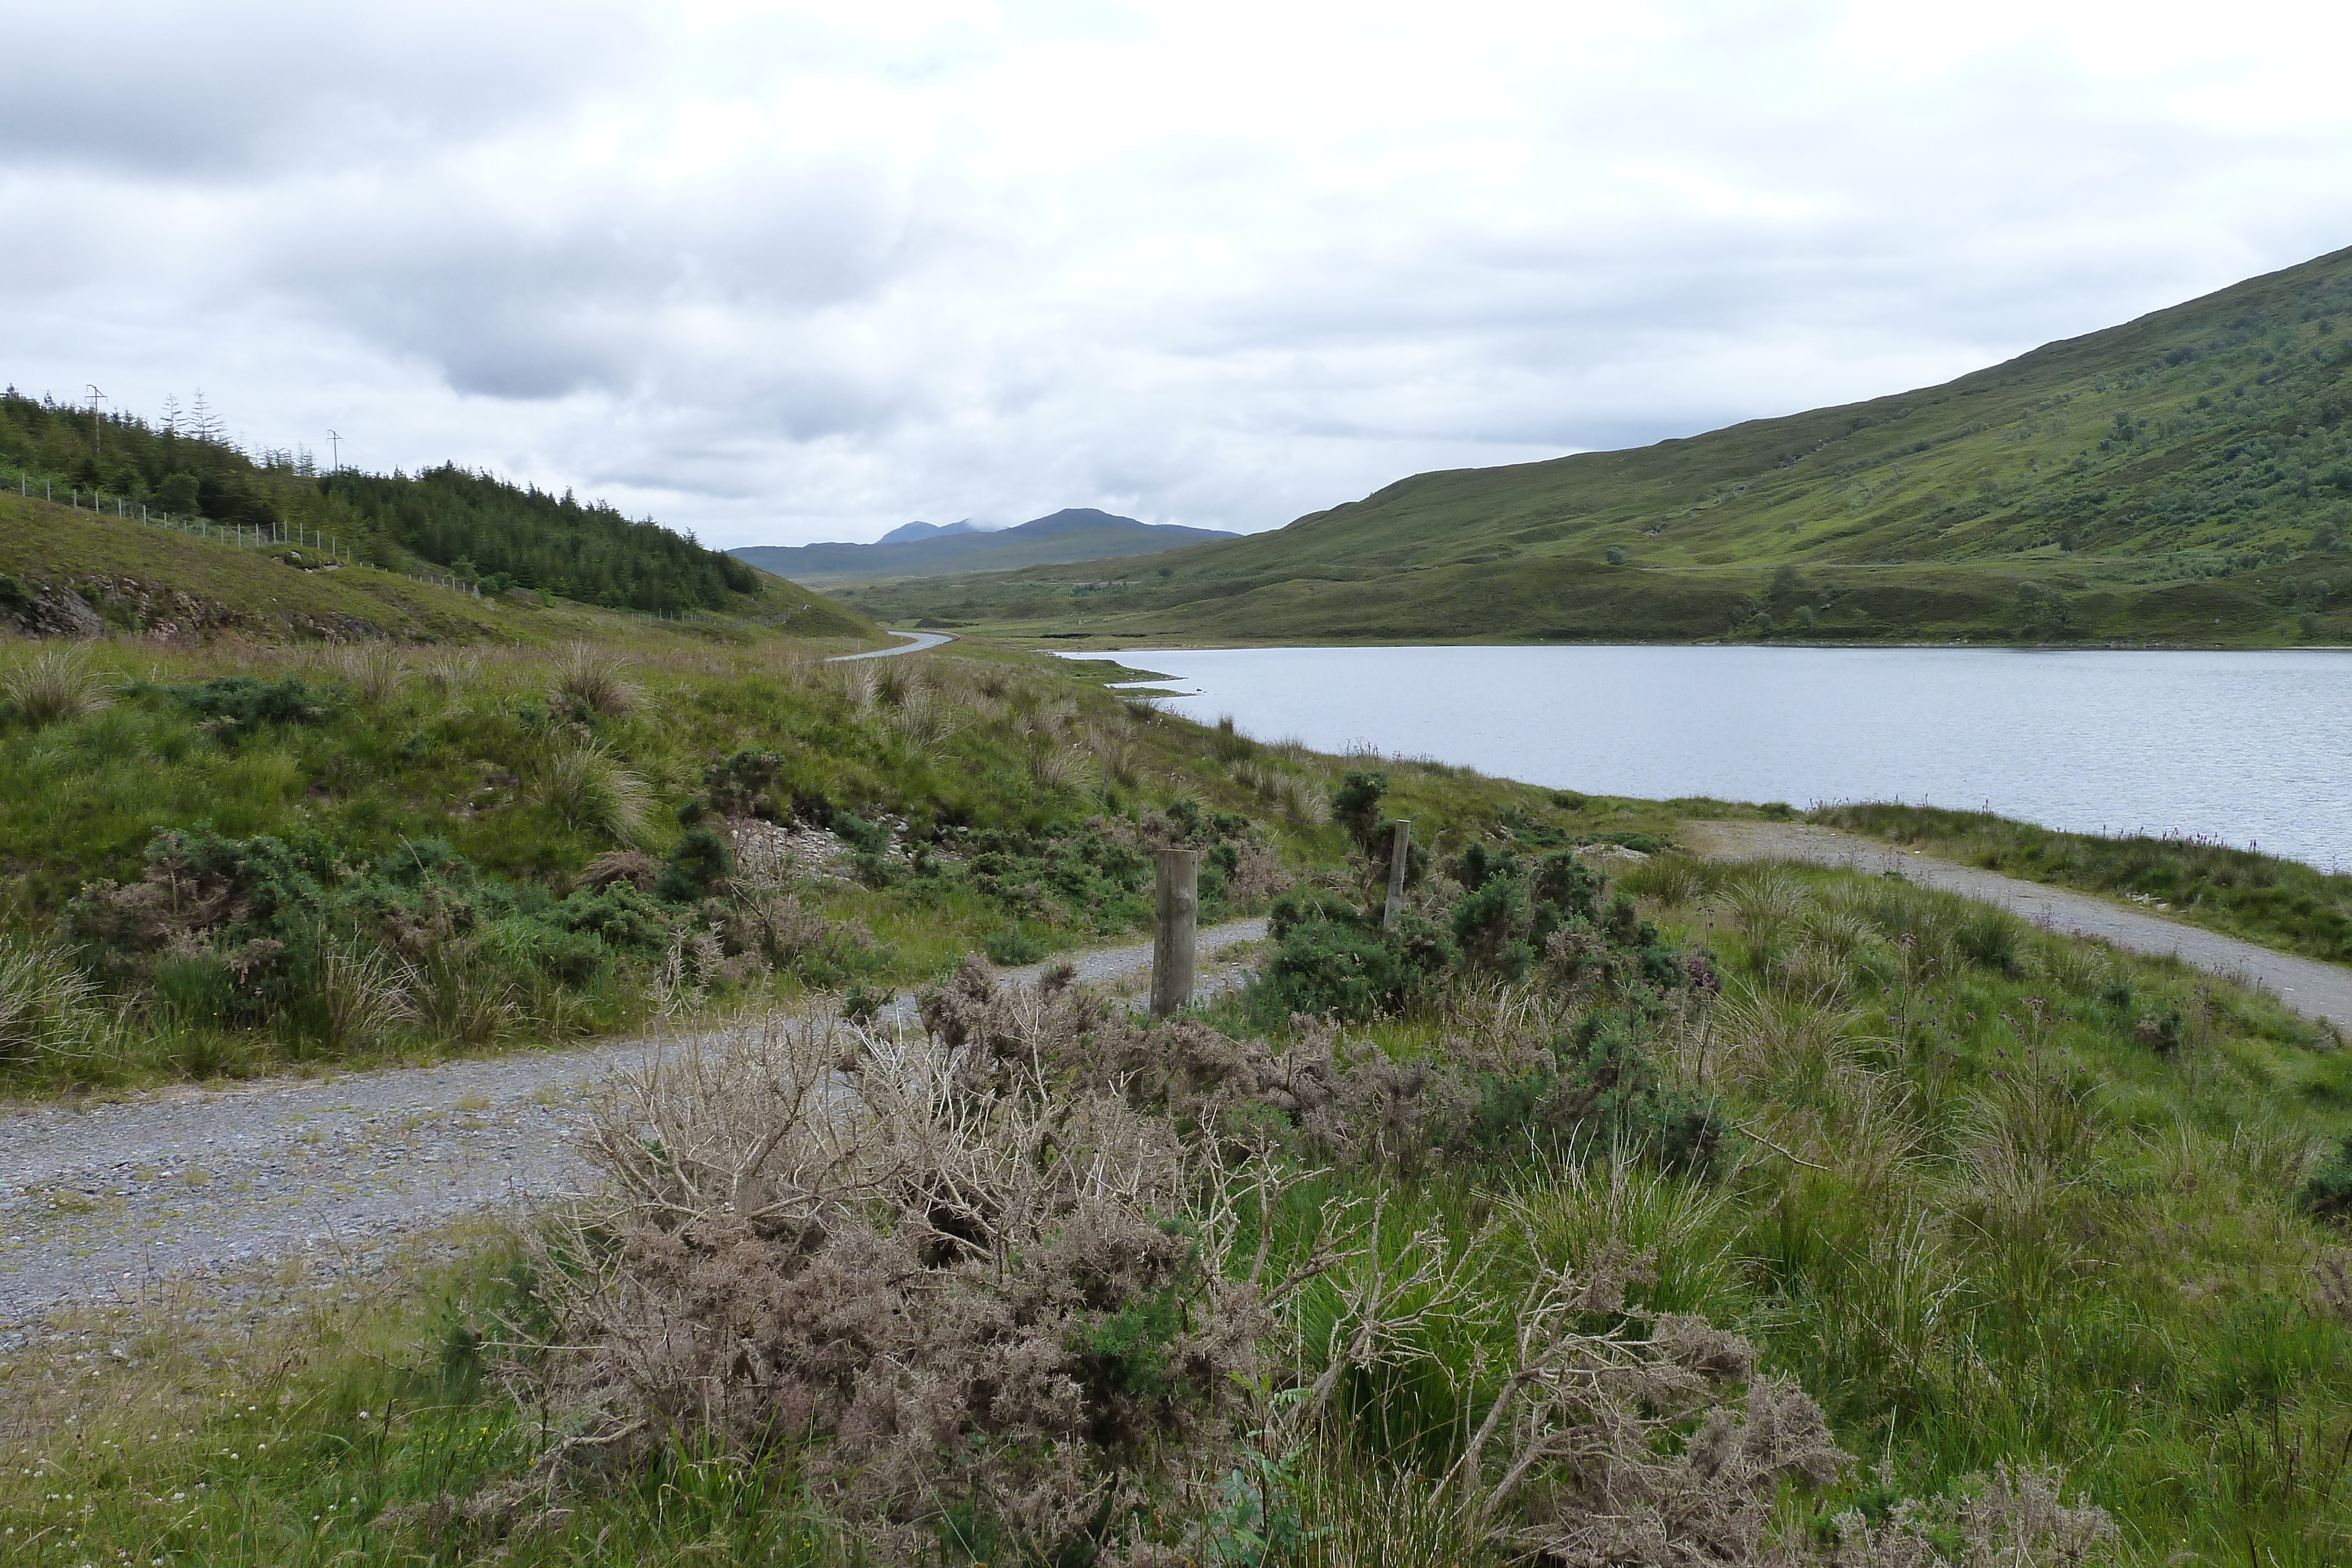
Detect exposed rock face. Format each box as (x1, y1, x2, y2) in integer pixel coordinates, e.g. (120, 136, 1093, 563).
(1, 571, 386, 643)
(11, 583, 103, 639)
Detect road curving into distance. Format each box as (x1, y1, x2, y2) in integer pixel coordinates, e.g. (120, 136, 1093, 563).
(828, 629, 955, 662)
(1682, 819, 2352, 1035)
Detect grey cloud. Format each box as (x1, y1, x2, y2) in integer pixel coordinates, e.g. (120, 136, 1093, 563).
(9, 3, 2352, 549)
(0, 2, 647, 178)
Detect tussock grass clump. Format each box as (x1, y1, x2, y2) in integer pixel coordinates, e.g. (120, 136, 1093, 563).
(552, 641, 639, 717)
(536, 738, 653, 844)
(400, 948, 515, 1048)
(310, 944, 410, 1054)
(0, 934, 108, 1064)
(4, 647, 112, 726)
(320, 640, 408, 706)
(1028, 741, 1097, 794)
(420, 647, 482, 694)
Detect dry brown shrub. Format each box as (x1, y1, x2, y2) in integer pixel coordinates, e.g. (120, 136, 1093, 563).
(576, 849, 662, 892)
(1260, 1212, 1847, 1568)
(1817, 1462, 2119, 1567)
(917, 961, 1472, 1168)
(2314, 1248, 2352, 1325)
(544, 1014, 1268, 1563)
(717, 888, 874, 972)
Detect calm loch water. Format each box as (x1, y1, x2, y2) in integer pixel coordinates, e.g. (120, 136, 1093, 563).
(1078, 645, 2352, 871)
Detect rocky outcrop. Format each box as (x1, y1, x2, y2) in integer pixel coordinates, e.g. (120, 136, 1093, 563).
(0, 576, 103, 639)
(0, 571, 388, 643)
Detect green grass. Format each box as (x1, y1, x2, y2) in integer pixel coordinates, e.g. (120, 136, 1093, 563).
(1814, 801, 2352, 969)
(853, 243, 2352, 647)
(12, 513, 2352, 1560)
(0, 1228, 861, 1566)
(10, 860, 2352, 1563)
(0, 623, 1735, 1095)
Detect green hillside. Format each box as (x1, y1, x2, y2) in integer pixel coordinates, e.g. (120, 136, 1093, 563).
(857, 245, 2352, 644)
(0, 388, 839, 623)
(0, 492, 874, 646)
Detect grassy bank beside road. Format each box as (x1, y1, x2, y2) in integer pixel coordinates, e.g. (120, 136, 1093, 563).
(0, 631, 1710, 1096)
(1815, 802, 2352, 967)
(9, 850, 2352, 1564)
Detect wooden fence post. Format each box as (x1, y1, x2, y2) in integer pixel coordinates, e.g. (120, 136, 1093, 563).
(1151, 848, 1200, 1018)
(1383, 820, 1411, 929)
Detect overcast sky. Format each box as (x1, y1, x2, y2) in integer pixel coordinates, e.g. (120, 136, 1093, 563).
(6, 1, 2351, 547)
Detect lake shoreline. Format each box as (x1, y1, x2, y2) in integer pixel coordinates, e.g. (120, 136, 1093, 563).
(1061, 642, 2352, 871)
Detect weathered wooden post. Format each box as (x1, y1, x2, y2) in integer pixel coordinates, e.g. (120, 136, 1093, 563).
(1151, 848, 1200, 1018)
(1382, 820, 1411, 929)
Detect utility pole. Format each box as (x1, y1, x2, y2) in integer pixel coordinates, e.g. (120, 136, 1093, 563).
(326, 430, 342, 471)
(86, 385, 104, 457)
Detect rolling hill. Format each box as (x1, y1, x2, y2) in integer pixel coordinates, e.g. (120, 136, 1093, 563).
(731, 507, 1237, 586)
(856, 245, 2352, 646)
(0, 388, 874, 644)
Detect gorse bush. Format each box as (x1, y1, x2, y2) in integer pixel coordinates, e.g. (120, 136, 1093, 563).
(164, 673, 335, 731)
(2301, 1134, 2352, 1218)
(1255, 891, 1451, 1024)
(524, 952, 2142, 1566)
(1248, 773, 1678, 1029)
(551, 1015, 1266, 1565)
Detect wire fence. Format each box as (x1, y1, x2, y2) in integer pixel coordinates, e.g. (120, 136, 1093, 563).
(6, 462, 348, 564)
(6, 461, 718, 620)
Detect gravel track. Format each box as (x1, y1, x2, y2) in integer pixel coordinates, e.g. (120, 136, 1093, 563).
(1681, 820, 2352, 1032)
(0, 918, 1265, 1330)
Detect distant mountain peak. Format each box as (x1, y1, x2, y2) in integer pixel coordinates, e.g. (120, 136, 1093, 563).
(729, 507, 1240, 586)
(1011, 508, 1149, 536)
(878, 518, 992, 544)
